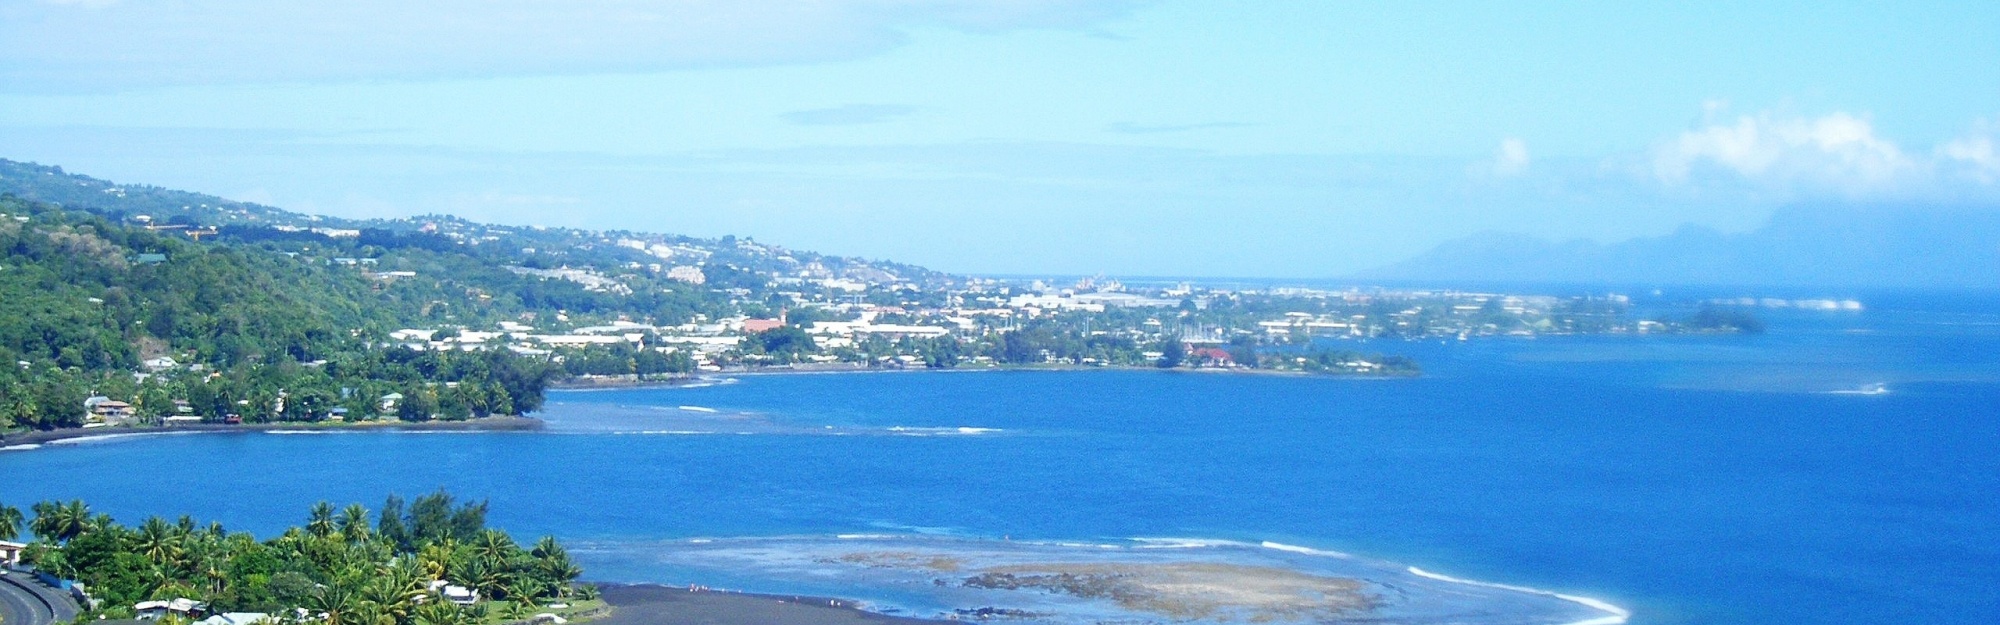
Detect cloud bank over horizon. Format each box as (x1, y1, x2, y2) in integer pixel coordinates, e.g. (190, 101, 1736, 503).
(1651, 109, 2000, 202)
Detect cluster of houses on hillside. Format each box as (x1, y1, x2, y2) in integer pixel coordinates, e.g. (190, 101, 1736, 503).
(357, 273, 1680, 371)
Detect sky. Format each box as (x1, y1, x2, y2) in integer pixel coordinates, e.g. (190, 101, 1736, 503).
(2, 0, 1998, 277)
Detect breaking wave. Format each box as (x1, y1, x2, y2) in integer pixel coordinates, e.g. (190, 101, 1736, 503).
(571, 535, 1628, 625)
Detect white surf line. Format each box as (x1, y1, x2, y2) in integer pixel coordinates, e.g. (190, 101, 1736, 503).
(677, 405, 720, 413)
(44, 430, 203, 445)
(1260, 540, 1355, 558)
(1130, 537, 1255, 549)
(1407, 567, 1630, 625)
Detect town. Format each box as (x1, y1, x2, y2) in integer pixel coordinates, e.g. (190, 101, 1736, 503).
(0, 161, 1760, 430)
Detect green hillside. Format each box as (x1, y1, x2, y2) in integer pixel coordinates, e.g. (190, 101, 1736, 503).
(0, 195, 557, 430)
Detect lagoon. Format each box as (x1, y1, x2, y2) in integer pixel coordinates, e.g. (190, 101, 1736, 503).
(3, 293, 1996, 624)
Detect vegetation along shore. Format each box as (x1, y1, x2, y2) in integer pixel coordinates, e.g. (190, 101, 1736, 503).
(0, 494, 595, 625)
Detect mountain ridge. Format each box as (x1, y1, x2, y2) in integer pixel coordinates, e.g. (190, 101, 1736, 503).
(1360, 204, 2000, 289)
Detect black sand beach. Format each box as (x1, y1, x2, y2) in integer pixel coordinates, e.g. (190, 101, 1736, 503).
(594, 585, 944, 625)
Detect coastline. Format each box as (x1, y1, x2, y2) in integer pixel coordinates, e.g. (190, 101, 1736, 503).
(591, 584, 944, 625)
(553, 362, 1409, 391)
(0, 415, 542, 448)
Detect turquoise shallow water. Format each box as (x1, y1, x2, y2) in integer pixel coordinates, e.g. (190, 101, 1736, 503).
(3, 292, 1997, 624)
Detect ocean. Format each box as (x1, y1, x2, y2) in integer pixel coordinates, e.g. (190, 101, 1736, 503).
(3, 290, 1996, 624)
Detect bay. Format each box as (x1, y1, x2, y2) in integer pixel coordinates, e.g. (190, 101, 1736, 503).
(3, 293, 1996, 624)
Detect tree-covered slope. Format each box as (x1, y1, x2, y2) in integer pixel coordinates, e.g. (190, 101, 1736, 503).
(0, 196, 558, 431)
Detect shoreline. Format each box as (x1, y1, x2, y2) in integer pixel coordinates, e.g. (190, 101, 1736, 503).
(0, 415, 542, 448)
(590, 583, 944, 625)
(553, 362, 1412, 391)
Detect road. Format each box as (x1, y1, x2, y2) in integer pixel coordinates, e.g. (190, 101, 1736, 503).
(0, 571, 80, 625)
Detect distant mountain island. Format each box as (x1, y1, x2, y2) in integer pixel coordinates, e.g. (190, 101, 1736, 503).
(1361, 205, 2000, 289)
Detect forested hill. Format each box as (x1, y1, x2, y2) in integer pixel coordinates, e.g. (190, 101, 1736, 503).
(0, 157, 952, 433)
(0, 196, 557, 430)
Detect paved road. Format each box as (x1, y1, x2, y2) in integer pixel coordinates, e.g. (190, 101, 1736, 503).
(0, 571, 80, 625)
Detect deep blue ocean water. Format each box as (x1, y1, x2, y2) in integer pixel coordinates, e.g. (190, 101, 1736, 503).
(3, 292, 1997, 624)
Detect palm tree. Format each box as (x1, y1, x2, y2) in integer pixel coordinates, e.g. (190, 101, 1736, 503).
(188, 541, 231, 598)
(451, 555, 506, 601)
(417, 540, 458, 581)
(28, 501, 58, 541)
(530, 536, 564, 561)
(33, 500, 91, 543)
(470, 529, 515, 564)
(337, 504, 372, 544)
(137, 516, 188, 569)
(304, 581, 362, 625)
(307, 501, 337, 538)
(0, 503, 22, 541)
(412, 601, 471, 625)
(359, 560, 426, 625)
(538, 558, 582, 598)
(505, 579, 548, 609)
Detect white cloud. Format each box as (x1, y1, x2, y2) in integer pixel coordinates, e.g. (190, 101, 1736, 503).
(1493, 138, 1530, 176)
(0, 0, 1148, 91)
(1940, 128, 2000, 184)
(1652, 111, 1917, 195)
(1467, 137, 1529, 180)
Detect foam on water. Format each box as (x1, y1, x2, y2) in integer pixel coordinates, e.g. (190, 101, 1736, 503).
(1407, 567, 1631, 625)
(43, 430, 203, 445)
(573, 535, 1625, 625)
(1259, 540, 1354, 558)
(1130, 537, 1252, 549)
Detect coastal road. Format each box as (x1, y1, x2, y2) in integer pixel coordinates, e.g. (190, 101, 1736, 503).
(0, 571, 80, 625)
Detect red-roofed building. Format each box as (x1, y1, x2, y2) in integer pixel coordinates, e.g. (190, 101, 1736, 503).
(1191, 347, 1235, 365)
(742, 309, 788, 334)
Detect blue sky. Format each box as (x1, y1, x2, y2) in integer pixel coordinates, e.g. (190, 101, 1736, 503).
(3, 1, 1998, 276)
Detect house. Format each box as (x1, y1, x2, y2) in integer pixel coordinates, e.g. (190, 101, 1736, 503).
(135, 598, 204, 620)
(86, 398, 134, 420)
(196, 613, 270, 625)
(0, 539, 26, 566)
(1190, 347, 1235, 366)
(444, 586, 479, 605)
(742, 308, 789, 334)
(142, 356, 179, 371)
(132, 253, 168, 265)
(428, 580, 479, 605)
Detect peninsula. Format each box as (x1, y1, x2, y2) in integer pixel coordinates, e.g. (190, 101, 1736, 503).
(1, 158, 1758, 439)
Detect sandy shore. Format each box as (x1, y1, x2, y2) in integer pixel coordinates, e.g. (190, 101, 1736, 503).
(0, 415, 543, 447)
(592, 584, 943, 625)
